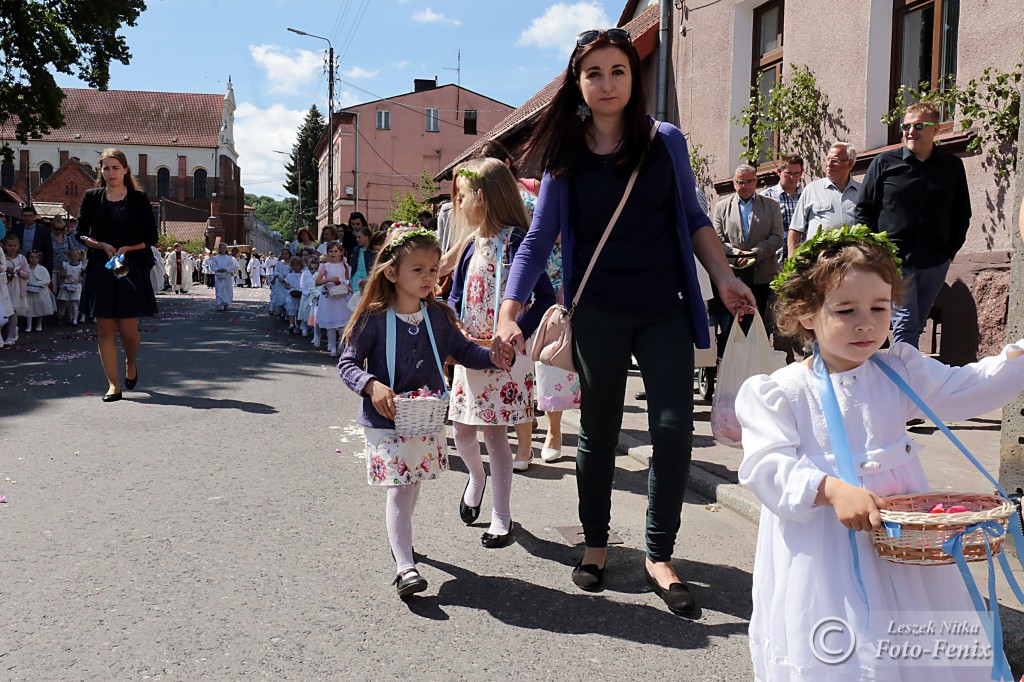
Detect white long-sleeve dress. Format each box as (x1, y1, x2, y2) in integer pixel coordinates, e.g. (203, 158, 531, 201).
(737, 342, 1024, 682)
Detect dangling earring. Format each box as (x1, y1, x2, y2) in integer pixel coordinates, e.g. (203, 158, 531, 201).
(577, 104, 592, 121)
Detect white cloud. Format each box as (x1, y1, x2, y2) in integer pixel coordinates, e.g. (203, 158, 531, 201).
(391, 60, 412, 70)
(249, 44, 322, 95)
(343, 66, 378, 79)
(412, 8, 461, 26)
(516, 2, 611, 56)
(234, 102, 305, 198)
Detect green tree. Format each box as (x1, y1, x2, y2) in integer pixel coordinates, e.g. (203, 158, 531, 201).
(386, 170, 439, 223)
(245, 193, 299, 241)
(0, 0, 147, 162)
(284, 105, 326, 229)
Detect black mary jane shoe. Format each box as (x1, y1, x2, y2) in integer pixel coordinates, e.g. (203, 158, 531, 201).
(125, 364, 138, 390)
(571, 561, 606, 592)
(644, 566, 697, 617)
(481, 522, 515, 549)
(102, 392, 123, 403)
(393, 569, 428, 597)
(458, 475, 487, 525)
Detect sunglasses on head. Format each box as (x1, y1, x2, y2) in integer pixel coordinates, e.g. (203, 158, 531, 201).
(900, 121, 937, 132)
(576, 28, 632, 48)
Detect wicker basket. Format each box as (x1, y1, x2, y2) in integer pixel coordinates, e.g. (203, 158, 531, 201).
(392, 393, 450, 437)
(871, 492, 1016, 566)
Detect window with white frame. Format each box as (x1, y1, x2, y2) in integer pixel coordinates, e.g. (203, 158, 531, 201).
(376, 110, 390, 130)
(426, 108, 439, 133)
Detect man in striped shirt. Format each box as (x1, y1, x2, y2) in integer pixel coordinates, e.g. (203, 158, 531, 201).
(761, 154, 803, 262)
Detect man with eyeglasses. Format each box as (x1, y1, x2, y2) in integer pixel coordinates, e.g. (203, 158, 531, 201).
(856, 101, 971, 349)
(761, 154, 803, 262)
(787, 142, 861, 257)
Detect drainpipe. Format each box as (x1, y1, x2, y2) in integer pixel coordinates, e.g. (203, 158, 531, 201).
(656, 0, 671, 121)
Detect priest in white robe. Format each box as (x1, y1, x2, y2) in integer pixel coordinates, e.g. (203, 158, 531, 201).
(248, 254, 263, 288)
(208, 243, 238, 311)
(164, 244, 194, 294)
(150, 246, 166, 294)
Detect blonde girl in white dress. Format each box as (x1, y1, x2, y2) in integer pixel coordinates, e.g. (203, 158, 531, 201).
(446, 159, 556, 548)
(57, 249, 85, 325)
(23, 251, 56, 331)
(736, 229, 1024, 682)
(315, 241, 352, 357)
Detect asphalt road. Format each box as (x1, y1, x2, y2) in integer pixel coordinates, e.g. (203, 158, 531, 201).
(0, 287, 757, 681)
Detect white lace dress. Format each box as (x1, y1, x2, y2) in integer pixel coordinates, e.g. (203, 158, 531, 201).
(449, 232, 535, 426)
(736, 342, 1024, 682)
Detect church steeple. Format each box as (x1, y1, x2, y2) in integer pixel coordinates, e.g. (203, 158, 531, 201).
(220, 77, 236, 152)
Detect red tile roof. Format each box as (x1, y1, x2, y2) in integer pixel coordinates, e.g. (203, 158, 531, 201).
(0, 88, 225, 149)
(436, 4, 662, 179)
(164, 221, 209, 243)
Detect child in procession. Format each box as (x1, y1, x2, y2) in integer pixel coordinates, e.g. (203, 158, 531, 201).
(57, 248, 85, 325)
(283, 256, 304, 333)
(446, 159, 555, 548)
(315, 241, 352, 357)
(339, 226, 514, 597)
(23, 250, 56, 332)
(208, 243, 238, 312)
(269, 247, 291, 319)
(298, 257, 319, 337)
(736, 226, 1024, 681)
(3, 235, 28, 345)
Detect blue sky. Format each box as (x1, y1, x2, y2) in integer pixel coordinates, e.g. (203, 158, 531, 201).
(53, 0, 618, 199)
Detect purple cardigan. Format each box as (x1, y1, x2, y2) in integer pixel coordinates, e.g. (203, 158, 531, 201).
(339, 304, 495, 429)
(447, 226, 555, 340)
(503, 120, 713, 349)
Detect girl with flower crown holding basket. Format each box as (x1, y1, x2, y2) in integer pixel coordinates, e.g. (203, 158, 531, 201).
(736, 225, 1024, 681)
(339, 227, 514, 597)
(446, 159, 556, 549)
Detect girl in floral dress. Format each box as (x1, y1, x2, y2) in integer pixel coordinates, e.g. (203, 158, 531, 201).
(447, 158, 556, 548)
(339, 227, 512, 597)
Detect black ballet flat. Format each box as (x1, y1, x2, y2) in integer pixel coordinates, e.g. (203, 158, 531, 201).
(125, 364, 138, 390)
(393, 569, 428, 598)
(481, 522, 515, 549)
(459, 475, 487, 525)
(572, 561, 606, 592)
(102, 392, 123, 403)
(644, 567, 697, 617)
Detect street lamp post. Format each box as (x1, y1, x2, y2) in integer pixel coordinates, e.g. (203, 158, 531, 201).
(287, 27, 334, 227)
(273, 148, 300, 233)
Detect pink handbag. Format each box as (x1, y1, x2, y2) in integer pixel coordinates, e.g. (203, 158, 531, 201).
(531, 122, 660, 372)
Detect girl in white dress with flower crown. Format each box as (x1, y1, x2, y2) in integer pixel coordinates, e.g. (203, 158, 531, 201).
(736, 230, 1024, 682)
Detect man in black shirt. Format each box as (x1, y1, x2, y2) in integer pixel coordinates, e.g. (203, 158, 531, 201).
(855, 102, 971, 349)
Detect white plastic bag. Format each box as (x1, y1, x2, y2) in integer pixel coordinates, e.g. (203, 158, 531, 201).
(346, 289, 362, 313)
(710, 312, 786, 448)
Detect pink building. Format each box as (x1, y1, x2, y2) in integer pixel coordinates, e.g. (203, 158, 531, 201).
(313, 79, 514, 226)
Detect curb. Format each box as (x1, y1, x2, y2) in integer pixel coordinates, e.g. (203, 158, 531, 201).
(555, 410, 1024, 677)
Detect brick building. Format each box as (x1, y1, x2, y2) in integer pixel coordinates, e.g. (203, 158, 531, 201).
(313, 80, 514, 226)
(0, 82, 246, 246)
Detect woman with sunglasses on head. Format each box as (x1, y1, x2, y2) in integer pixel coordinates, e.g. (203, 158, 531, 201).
(496, 28, 755, 615)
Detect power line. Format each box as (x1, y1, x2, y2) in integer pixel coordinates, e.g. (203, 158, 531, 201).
(353, 125, 418, 188)
(336, 76, 512, 113)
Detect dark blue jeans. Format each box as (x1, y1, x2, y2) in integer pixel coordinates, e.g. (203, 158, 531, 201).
(891, 260, 950, 348)
(571, 301, 695, 562)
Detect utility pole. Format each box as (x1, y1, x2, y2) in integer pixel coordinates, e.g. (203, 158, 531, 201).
(288, 27, 334, 226)
(444, 50, 461, 119)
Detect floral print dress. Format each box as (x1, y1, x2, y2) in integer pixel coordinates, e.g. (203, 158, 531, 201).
(364, 310, 449, 486)
(534, 241, 581, 412)
(449, 231, 535, 426)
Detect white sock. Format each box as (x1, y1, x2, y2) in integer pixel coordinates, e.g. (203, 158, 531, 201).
(453, 422, 486, 508)
(483, 425, 514, 535)
(386, 483, 420, 573)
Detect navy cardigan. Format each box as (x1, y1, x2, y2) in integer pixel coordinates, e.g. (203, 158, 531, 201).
(447, 226, 555, 340)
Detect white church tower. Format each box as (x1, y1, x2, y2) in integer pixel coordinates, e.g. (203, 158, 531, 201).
(220, 77, 237, 157)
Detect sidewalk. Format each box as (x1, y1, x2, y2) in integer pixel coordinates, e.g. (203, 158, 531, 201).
(557, 365, 1024, 675)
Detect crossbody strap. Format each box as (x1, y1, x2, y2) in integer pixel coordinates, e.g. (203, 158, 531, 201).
(570, 120, 660, 310)
(386, 303, 449, 395)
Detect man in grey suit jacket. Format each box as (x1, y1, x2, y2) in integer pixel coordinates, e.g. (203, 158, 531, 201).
(712, 165, 784, 320)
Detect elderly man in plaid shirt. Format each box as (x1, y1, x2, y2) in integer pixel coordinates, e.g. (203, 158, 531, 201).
(760, 154, 803, 263)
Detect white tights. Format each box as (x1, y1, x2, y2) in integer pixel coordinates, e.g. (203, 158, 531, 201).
(453, 421, 514, 536)
(324, 328, 340, 353)
(386, 483, 421, 573)
(4, 314, 19, 340)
